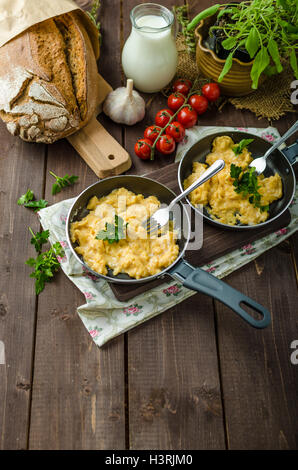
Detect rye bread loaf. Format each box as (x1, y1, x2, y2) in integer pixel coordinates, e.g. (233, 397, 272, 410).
(0, 11, 99, 143)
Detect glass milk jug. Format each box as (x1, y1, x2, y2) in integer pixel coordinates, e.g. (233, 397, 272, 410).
(122, 3, 178, 93)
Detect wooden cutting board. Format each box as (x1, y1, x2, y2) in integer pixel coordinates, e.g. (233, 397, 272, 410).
(67, 74, 132, 179)
(109, 162, 291, 302)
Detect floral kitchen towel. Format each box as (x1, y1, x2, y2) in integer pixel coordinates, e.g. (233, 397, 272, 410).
(38, 126, 297, 347)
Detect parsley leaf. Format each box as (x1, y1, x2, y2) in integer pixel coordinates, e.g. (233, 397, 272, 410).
(95, 215, 128, 244)
(26, 242, 64, 295)
(18, 189, 34, 205)
(230, 164, 269, 212)
(29, 228, 50, 253)
(230, 163, 243, 180)
(24, 199, 48, 212)
(50, 172, 79, 195)
(18, 189, 48, 212)
(233, 138, 254, 156)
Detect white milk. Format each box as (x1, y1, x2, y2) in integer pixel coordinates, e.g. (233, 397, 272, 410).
(122, 13, 178, 93)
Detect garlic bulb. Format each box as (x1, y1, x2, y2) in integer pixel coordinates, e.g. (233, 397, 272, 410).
(103, 79, 145, 126)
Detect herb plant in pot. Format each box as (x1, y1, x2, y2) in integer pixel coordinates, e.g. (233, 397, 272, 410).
(188, 0, 298, 96)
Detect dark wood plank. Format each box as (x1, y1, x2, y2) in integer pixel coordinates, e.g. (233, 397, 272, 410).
(96, 0, 123, 145)
(0, 124, 46, 449)
(215, 244, 298, 449)
(128, 298, 226, 450)
(28, 0, 126, 449)
(123, 0, 225, 450)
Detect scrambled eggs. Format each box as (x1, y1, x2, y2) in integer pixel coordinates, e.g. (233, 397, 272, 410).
(70, 188, 179, 279)
(183, 136, 283, 226)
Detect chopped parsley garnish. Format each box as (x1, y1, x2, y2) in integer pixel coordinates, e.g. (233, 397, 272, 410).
(230, 163, 243, 180)
(95, 215, 128, 244)
(230, 164, 269, 212)
(233, 138, 254, 156)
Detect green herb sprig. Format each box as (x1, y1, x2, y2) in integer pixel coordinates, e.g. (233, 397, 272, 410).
(87, 0, 102, 44)
(17, 189, 34, 205)
(23, 200, 48, 211)
(96, 215, 128, 244)
(233, 138, 254, 156)
(50, 172, 78, 195)
(26, 242, 64, 295)
(18, 190, 48, 212)
(230, 164, 269, 212)
(29, 228, 50, 253)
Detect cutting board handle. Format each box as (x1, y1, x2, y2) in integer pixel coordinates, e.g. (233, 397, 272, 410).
(67, 116, 132, 179)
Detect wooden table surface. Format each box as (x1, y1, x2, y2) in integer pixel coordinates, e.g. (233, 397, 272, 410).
(0, 0, 297, 450)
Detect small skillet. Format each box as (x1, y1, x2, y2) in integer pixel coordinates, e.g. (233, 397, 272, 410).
(178, 131, 298, 230)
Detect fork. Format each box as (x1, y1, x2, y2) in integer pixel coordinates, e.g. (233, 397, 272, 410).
(142, 159, 225, 236)
(249, 120, 298, 175)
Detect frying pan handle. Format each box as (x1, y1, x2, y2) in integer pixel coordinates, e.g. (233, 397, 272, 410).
(281, 139, 298, 165)
(169, 259, 271, 329)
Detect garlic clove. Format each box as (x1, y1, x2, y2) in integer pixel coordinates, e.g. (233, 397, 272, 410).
(103, 79, 145, 126)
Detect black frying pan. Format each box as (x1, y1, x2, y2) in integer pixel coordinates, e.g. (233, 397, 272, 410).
(178, 131, 298, 230)
(66, 175, 271, 329)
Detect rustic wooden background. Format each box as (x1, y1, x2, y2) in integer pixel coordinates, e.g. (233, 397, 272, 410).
(0, 0, 297, 450)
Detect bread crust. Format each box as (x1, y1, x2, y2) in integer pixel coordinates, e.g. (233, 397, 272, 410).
(72, 11, 99, 127)
(0, 12, 99, 143)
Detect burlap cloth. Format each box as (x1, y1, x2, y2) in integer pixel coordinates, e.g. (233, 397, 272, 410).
(175, 35, 296, 121)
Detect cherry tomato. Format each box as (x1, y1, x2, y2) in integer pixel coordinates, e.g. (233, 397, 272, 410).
(173, 79, 192, 96)
(166, 121, 185, 143)
(134, 139, 152, 160)
(144, 125, 162, 143)
(202, 82, 221, 102)
(167, 93, 185, 112)
(156, 135, 176, 155)
(155, 109, 174, 128)
(188, 94, 208, 115)
(177, 106, 198, 129)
